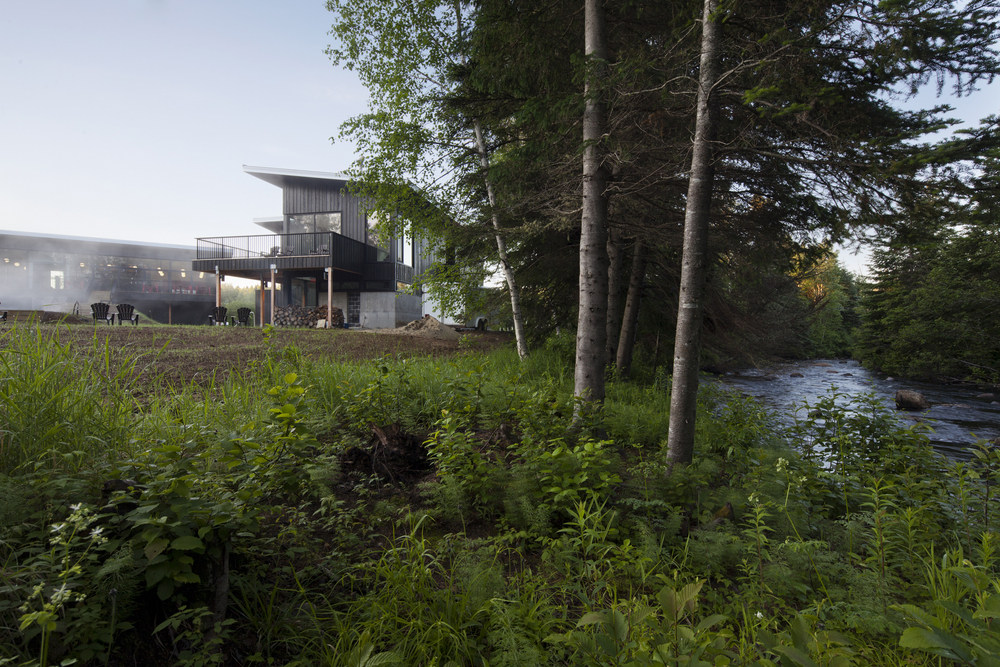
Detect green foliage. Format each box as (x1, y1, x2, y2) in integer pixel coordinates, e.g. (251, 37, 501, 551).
(6, 325, 1000, 664)
(547, 580, 734, 666)
(896, 547, 1000, 664)
(0, 322, 143, 474)
(13, 503, 123, 667)
(796, 253, 860, 359)
(857, 151, 1000, 382)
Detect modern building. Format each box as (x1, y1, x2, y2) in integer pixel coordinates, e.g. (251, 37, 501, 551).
(193, 166, 438, 328)
(0, 230, 214, 324)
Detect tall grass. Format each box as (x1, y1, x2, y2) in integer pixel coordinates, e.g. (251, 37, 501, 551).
(0, 321, 144, 474)
(4, 323, 1000, 665)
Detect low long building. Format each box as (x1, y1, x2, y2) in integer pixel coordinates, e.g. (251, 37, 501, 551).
(0, 230, 214, 324)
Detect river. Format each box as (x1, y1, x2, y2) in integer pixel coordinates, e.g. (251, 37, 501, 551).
(716, 359, 1000, 459)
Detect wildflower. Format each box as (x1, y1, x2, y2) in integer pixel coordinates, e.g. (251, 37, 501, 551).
(748, 491, 761, 505)
(775, 457, 788, 473)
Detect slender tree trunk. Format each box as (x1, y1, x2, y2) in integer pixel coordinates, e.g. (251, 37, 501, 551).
(616, 240, 646, 378)
(574, 0, 610, 411)
(472, 119, 529, 358)
(455, 1, 529, 359)
(606, 228, 626, 365)
(666, 0, 721, 465)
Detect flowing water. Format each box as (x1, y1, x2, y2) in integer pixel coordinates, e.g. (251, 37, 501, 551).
(716, 359, 1000, 459)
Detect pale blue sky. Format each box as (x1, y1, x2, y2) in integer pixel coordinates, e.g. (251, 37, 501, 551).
(1, 0, 365, 246)
(1, 1, 996, 262)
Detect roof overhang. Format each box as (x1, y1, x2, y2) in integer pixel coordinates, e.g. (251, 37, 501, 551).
(252, 217, 283, 234)
(243, 165, 352, 189)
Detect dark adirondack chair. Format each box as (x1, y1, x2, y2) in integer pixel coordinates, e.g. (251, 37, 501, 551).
(209, 306, 228, 325)
(235, 307, 254, 326)
(116, 303, 139, 325)
(91, 302, 115, 325)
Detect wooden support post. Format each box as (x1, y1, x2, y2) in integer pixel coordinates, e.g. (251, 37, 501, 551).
(269, 265, 276, 326)
(326, 267, 333, 328)
(260, 277, 266, 328)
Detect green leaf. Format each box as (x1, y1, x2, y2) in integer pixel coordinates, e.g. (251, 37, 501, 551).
(156, 578, 175, 600)
(170, 535, 205, 551)
(144, 538, 169, 561)
(577, 611, 606, 627)
(899, 627, 973, 662)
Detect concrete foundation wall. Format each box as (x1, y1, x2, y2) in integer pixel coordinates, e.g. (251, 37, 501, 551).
(394, 293, 422, 326)
(359, 292, 423, 328)
(327, 292, 347, 314)
(359, 292, 396, 329)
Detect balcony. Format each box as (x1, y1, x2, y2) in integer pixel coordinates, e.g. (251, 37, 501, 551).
(194, 232, 365, 275)
(193, 232, 413, 284)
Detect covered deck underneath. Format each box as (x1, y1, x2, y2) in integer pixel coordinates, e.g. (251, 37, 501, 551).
(192, 232, 414, 326)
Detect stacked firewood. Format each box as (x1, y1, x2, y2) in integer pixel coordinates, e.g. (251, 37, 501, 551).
(273, 304, 345, 327)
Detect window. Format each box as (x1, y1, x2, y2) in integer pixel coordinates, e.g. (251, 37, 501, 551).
(315, 212, 342, 234)
(394, 233, 413, 266)
(287, 214, 313, 234)
(49, 270, 64, 290)
(402, 233, 413, 267)
(366, 212, 390, 261)
(288, 212, 342, 235)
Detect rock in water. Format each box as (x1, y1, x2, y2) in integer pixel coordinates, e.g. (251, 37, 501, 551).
(895, 389, 930, 411)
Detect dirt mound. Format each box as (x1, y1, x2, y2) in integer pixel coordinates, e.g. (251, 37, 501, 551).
(391, 315, 461, 341)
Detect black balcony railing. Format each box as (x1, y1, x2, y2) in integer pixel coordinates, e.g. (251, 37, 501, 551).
(195, 232, 414, 284)
(196, 232, 367, 273)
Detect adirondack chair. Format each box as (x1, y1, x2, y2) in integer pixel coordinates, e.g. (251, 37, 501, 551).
(91, 302, 115, 325)
(235, 307, 254, 326)
(116, 303, 139, 325)
(208, 306, 228, 325)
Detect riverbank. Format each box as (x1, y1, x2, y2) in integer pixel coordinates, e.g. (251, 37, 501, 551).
(719, 358, 1000, 458)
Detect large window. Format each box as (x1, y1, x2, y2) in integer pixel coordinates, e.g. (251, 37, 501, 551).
(287, 212, 342, 234)
(366, 212, 390, 261)
(316, 213, 341, 234)
(396, 233, 413, 267)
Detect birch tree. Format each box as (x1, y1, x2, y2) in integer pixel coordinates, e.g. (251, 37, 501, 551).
(327, 0, 529, 357)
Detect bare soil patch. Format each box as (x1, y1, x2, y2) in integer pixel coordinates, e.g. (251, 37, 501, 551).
(2, 318, 511, 387)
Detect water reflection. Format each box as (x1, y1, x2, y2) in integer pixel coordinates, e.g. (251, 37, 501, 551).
(716, 359, 1000, 458)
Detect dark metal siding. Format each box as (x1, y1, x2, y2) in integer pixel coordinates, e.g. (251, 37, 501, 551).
(282, 179, 369, 243)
